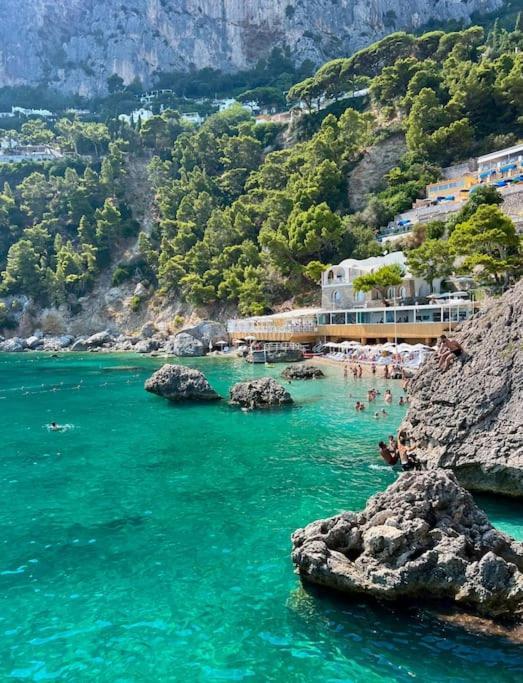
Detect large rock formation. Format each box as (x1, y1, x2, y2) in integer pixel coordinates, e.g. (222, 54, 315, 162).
(0, 1, 500, 94)
(145, 364, 221, 401)
(292, 470, 523, 619)
(169, 332, 205, 358)
(401, 283, 523, 497)
(282, 364, 324, 380)
(229, 377, 293, 409)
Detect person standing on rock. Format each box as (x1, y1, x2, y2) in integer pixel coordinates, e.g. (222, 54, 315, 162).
(397, 431, 421, 471)
(437, 334, 463, 371)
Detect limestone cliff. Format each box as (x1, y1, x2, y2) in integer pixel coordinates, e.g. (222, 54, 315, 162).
(0, 0, 502, 95)
(401, 281, 523, 497)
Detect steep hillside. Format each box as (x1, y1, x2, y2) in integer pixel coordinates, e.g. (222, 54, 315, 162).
(0, 0, 502, 94)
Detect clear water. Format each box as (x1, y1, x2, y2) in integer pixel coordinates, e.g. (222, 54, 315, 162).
(1, 353, 522, 682)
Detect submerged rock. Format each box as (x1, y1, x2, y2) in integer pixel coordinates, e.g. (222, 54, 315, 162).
(292, 470, 523, 620)
(229, 377, 293, 409)
(401, 281, 523, 497)
(282, 365, 324, 380)
(144, 364, 221, 401)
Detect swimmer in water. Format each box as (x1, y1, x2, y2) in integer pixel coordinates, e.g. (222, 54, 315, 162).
(49, 422, 64, 432)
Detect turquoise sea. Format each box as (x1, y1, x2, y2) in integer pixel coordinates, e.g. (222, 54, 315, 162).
(1, 353, 522, 682)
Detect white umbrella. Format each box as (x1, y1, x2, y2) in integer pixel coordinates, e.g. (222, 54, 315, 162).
(215, 340, 228, 346)
(340, 340, 360, 348)
(324, 342, 339, 348)
(245, 335, 256, 341)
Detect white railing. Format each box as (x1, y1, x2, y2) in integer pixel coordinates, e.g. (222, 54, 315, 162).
(227, 321, 318, 334)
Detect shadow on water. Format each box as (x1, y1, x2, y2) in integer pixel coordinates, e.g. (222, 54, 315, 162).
(290, 582, 523, 663)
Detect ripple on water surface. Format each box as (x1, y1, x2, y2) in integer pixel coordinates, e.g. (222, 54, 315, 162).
(0, 353, 522, 682)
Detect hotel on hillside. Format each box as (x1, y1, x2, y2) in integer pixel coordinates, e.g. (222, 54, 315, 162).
(227, 252, 477, 346)
(379, 142, 523, 242)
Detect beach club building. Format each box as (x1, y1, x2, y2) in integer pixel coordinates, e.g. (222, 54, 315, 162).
(227, 252, 477, 346)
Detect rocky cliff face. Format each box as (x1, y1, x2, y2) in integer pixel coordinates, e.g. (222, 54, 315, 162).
(0, 0, 501, 95)
(401, 281, 522, 497)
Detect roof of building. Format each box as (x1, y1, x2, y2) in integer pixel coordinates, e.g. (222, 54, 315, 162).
(478, 142, 523, 164)
(337, 251, 411, 277)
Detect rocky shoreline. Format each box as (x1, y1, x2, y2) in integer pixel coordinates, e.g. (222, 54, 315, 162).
(0, 320, 229, 357)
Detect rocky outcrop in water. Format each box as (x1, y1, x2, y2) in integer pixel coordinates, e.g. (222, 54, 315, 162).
(401, 282, 523, 497)
(145, 364, 221, 402)
(0, 1, 500, 93)
(282, 365, 324, 380)
(292, 470, 523, 619)
(229, 377, 293, 409)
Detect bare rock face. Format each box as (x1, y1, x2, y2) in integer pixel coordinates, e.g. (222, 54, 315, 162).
(145, 364, 221, 402)
(292, 470, 523, 619)
(282, 365, 324, 380)
(0, 1, 500, 94)
(229, 377, 293, 409)
(401, 282, 523, 497)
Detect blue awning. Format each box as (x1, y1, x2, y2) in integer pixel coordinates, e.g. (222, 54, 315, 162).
(495, 180, 507, 187)
(479, 171, 490, 179)
(444, 195, 455, 200)
(397, 219, 411, 226)
(500, 163, 517, 172)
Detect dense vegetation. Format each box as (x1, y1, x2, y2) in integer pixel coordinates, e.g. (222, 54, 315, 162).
(1, 20, 522, 322)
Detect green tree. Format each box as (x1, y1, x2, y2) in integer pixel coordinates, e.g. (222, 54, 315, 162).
(352, 263, 404, 301)
(1, 239, 46, 299)
(406, 239, 453, 292)
(449, 205, 522, 287)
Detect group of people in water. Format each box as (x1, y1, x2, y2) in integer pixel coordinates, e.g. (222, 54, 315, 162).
(378, 431, 421, 471)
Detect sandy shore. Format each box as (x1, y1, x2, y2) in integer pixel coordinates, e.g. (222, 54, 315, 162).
(308, 356, 405, 380)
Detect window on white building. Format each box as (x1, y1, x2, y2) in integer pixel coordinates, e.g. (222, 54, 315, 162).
(331, 290, 341, 305)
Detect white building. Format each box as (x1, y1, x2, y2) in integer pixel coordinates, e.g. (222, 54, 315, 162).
(477, 142, 523, 180)
(12, 106, 53, 118)
(181, 112, 204, 126)
(118, 108, 154, 125)
(321, 252, 440, 309)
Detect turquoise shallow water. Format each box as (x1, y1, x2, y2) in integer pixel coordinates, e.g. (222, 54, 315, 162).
(1, 353, 522, 682)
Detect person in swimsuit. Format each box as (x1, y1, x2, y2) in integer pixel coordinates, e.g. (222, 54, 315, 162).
(378, 441, 399, 466)
(437, 334, 463, 371)
(397, 431, 421, 471)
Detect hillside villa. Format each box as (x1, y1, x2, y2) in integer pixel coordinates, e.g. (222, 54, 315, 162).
(227, 252, 476, 346)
